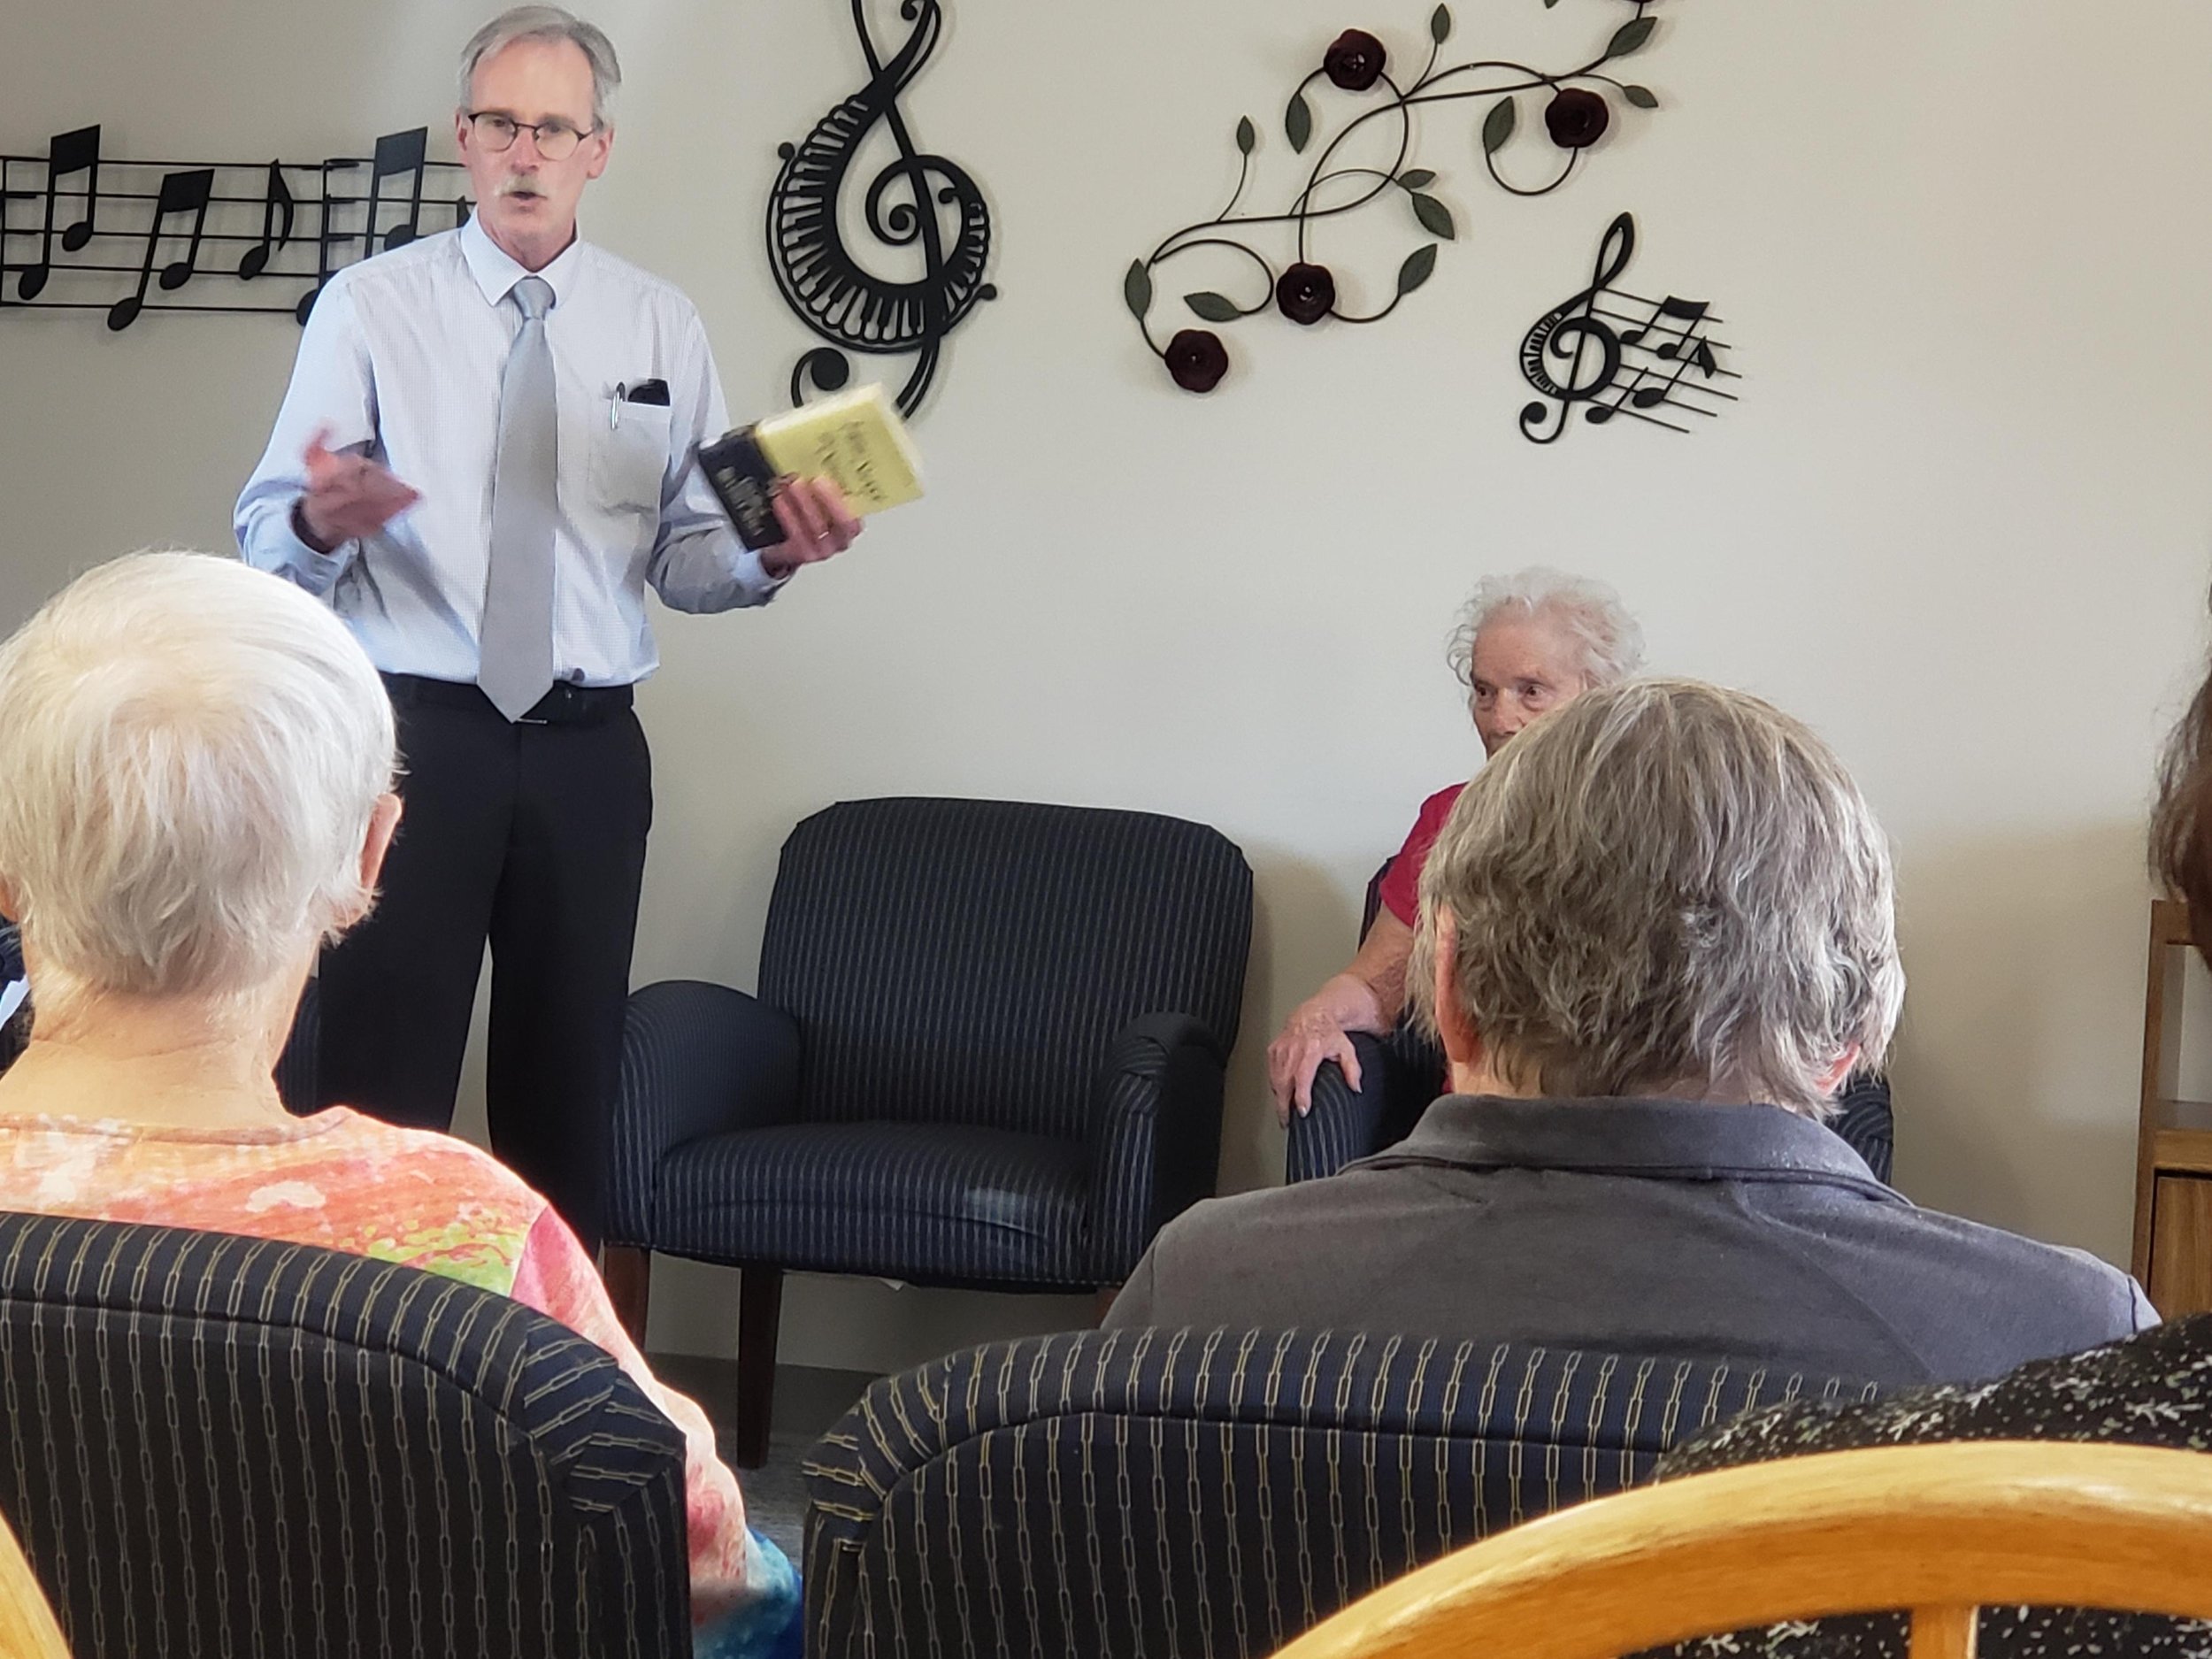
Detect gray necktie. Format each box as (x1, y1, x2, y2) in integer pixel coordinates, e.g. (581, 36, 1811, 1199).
(480, 275, 557, 722)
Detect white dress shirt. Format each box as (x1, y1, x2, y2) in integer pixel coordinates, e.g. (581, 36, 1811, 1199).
(236, 213, 781, 686)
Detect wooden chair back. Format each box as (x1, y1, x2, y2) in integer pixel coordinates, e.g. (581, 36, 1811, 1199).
(1271, 1441, 2212, 1659)
(0, 1511, 68, 1659)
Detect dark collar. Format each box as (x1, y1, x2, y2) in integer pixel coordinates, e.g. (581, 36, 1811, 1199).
(1356, 1094, 1892, 1195)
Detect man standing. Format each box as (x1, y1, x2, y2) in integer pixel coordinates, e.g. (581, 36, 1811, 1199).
(237, 6, 859, 1253)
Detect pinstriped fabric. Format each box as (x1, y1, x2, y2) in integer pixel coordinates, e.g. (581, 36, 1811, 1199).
(616, 798, 1254, 1287)
(759, 799, 1252, 1140)
(609, 980, 804, 1247)
(0, 1211, 688, 1659)
(803, 1329, 1880, 1659)
(1286, 1025, 1442, 1185)
(1829, 1073, 1894, 1186)
(656, 1121, 1091, 1284)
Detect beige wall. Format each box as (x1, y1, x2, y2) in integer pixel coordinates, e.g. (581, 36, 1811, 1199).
(4, 0, 2208, 1371)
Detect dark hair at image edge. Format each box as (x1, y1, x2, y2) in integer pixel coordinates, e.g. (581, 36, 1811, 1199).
(2153, 597, 2212, 974)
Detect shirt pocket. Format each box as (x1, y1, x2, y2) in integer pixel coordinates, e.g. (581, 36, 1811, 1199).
(592, 398, 675, 518)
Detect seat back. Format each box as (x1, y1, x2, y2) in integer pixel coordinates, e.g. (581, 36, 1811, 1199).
(803, 1328, 1878, 1659)
(0, 1211, 689, 1659)
(1271, 1441, 2212, 1659)
(760, 798, 1253, 1138)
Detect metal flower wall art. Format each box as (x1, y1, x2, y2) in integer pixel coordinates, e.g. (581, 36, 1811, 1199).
(1124, 0, 1671, 395)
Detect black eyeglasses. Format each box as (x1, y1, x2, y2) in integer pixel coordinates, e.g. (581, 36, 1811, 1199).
(466, 111, 595, 160)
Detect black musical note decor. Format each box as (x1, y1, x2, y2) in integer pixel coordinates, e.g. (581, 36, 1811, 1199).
(1125, 0, 1676, 394)
(766, 0, 996, 419)
(0, 125, 469, 331)
(1517, 211, 1737, 444)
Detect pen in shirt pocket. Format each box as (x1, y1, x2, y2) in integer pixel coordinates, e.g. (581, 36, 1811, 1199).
(611, 379, 672, 426)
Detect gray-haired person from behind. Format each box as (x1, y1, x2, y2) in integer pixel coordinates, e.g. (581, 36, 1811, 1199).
(1267, 566, 1645, 1122)
(1112, 679, 2150, 1386)
(0, 553, 798, 1649)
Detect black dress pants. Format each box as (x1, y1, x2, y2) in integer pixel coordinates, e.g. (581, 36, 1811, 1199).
(317, 676, 651, 1254)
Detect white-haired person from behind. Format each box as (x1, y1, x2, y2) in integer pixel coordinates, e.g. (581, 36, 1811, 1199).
(0, 553, 797, 1656)
(1266, 566, 1645, 1122)
(1113, 679, 2150, 1386)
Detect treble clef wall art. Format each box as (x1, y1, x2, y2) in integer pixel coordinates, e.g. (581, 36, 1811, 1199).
(1516, 211, 1739, 444)
(766, 0, 996, 419)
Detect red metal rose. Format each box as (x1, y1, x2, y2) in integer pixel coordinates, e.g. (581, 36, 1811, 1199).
(1323, 30, 1386, 92)
(1275, 262, 1338, 326)
(1543, 87, 1610, 150)
(1165, 328, 1230, 393)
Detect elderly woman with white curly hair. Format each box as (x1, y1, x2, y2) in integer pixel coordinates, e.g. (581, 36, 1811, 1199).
(0, 553, 797, 1657)
(1115, 679, 2147, 1382)
(1266, 566, 1645, 1123)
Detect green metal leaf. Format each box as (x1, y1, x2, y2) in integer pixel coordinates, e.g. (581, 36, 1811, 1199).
(1623, 84, 1659, 109)
(1286, 90, 1313, 153)
(1124, 260, 1154, 320)
(1482, 96, 1517, 155)
(1411, 192, 1456, 241)
(1431, 4, 1452, 42)
(1185, 291, 1241, 323)
(1397, 242, 1440, 295)
(1606, 16, 1656, 58)
(1544, 0, 1560, 8)
(1236, 116, 1257, 156)
(1397, 168, 1437, 191)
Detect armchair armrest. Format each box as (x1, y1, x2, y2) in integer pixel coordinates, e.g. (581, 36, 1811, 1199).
(1085, 1011, 1228, 1283)
(607, 979, 803, 1247)
(1286, 1030, 1396, 1183)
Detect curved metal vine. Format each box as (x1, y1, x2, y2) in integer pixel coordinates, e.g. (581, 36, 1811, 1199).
(1123, 0, 1670, 394)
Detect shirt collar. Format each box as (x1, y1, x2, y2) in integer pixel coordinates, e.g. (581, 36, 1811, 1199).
(1360, 1094, 1890, 1193)
(459, 211, 585, 310)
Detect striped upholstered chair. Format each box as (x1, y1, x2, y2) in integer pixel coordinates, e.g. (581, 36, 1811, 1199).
(0, 1210, 691, 1658)
(1287, 859, 1898, 1185)
(606, 796, 1256, 1463)
(802, 1327, 1880, 1659)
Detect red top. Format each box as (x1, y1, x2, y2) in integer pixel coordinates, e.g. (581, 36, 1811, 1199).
(1376, 782, 1468, 926)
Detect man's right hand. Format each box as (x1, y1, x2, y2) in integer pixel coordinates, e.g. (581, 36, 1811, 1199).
(296, 426, 420, 552)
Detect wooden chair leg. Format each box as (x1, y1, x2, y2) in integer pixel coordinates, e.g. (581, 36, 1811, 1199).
(602, 1246, 651, 1347)
(733, 1264, 784, 1470)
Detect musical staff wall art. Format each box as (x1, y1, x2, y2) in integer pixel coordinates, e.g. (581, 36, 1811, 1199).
(1517, 211, 1737, 444)
(0, 124, 470, 331)
(767, 0, 996, 419)
(1123, 0, 1678, 396)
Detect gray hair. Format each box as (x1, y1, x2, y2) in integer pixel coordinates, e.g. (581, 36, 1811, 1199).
(1409, 678, 1903, 1117)
(0, 554, 397, 1003)
(1446, 567, 1646, 697)
(458, 6, 622, 128)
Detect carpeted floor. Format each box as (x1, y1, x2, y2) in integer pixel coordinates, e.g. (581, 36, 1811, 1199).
(649, 1355, 878, 1560)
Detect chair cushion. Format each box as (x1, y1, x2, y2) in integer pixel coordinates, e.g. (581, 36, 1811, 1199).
(655, 1121, 1094, 1286)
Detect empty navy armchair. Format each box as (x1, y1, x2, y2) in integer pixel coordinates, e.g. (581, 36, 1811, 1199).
(606, 796, 1255, 1463)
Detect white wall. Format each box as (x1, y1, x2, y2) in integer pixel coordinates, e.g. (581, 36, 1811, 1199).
(4, 0, 2208, 1372)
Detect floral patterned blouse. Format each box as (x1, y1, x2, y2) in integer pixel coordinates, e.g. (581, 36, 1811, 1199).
(0, 1105, 797, 1656)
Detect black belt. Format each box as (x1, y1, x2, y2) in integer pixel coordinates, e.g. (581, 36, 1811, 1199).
(380, 673, 634, 726)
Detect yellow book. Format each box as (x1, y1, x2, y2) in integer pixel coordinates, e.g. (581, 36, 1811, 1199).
(695, 383, 924, 549)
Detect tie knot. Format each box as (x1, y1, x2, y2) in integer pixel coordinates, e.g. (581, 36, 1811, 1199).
(510, 275, 553, 321)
